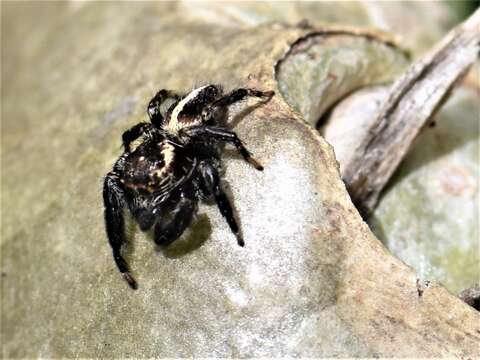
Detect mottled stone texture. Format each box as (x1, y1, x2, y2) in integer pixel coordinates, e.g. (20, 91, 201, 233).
(2, 2, 479, 358)
(371, 88, 480, 294)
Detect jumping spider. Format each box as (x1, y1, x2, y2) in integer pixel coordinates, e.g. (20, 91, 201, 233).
(103, 84, 274, 289)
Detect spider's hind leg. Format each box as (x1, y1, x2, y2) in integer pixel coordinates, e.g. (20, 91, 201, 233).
(198, 161, 244, 247)
(212, 88, 274, 108)
(185, 125, 264, 171)
(148, 89, 183, 127)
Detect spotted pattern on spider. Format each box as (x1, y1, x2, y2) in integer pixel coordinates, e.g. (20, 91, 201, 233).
(103, 84, 275, 289)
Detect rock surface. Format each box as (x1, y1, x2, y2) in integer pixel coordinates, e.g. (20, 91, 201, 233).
(370, 88, 480, 294)
(2, 2, 479, 357)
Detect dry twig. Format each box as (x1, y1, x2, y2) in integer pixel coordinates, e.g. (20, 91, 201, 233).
(342, 10, 480, 218)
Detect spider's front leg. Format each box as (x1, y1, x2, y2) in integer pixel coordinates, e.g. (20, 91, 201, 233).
(103, 172, 137, 289)
(184, 125, 264, 171)
(153, 193, 197, 247)
(198, 160, 244, 247)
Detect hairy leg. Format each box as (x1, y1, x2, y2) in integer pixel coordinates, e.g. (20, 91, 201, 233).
(103, 172, 138, 289)
(198, 161, 244, 246)
(148, 89, 183, 127)
(154, 195, 196, 246)
(121, 122, 152, 152)
(132, 206, 156, 232)
(212, 88, 274, 108)
(185, 125, 264, 170)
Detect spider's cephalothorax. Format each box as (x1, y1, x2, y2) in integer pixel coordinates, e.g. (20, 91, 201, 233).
(103, 84, 274, 289)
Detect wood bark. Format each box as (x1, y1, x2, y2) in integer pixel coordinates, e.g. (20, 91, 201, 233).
(341, 9, 480, 218)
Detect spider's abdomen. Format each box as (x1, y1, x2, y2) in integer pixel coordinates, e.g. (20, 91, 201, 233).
(165, 84, 220, 136)
(122, 141, 177, 195)
(165, 114, 202, 136)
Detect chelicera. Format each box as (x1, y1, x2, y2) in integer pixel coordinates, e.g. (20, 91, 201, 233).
(103, 84, 274, 289)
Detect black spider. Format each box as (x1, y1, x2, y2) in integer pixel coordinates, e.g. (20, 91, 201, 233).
(103, 84, 274, 289)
